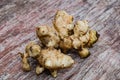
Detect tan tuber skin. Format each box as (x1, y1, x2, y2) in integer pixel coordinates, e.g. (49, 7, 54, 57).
(35, 65, 44, 75)
(78, 48, 90, 58)
(20, 42, 74, 77)
(19, 52, 31, 71)
(53, 10, 74, 39)
(36, 26, 60, 48)
(36, 10, 99, 58)
(19, 10, 99, 77)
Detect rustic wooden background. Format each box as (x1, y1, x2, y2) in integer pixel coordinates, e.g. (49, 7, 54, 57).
(0, 0, 120, 80)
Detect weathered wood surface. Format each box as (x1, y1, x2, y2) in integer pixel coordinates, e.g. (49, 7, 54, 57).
(0, 0, 120, 80)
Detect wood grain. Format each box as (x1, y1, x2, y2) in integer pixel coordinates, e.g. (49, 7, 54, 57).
(0, 0, 120, 80)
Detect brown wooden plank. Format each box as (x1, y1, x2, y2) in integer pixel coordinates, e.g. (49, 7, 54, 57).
(0, 0, 120, 80)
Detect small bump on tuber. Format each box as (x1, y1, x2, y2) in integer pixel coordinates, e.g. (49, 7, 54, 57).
(79, 48, 90, 58)
(19, 52, 31, 71)
(25, 41, 41, 58)
(50, 70, 57, 77)
(35, 65, 44, 75)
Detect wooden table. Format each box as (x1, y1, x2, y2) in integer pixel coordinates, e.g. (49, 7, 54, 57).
(0, 0, 120, 80)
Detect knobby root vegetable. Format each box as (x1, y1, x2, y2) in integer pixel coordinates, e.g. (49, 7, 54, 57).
(19, 10, 99, 77)
(36, 10, 99, 58)
(19, 42, 74, 77)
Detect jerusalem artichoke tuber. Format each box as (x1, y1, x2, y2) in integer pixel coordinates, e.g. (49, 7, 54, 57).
(19, 10, 99, 77)
(20, 42, 74, 77)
